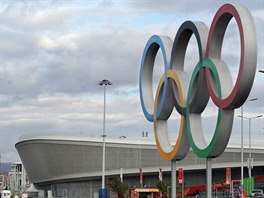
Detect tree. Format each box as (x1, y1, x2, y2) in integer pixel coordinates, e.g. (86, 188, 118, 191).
(106, 177, 130, 198)
(156, 180, 168, 193)
(156, 180, 168, 198)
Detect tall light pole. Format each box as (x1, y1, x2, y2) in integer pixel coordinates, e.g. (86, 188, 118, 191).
(239, 98, 257, 196)
(98, 79, 112, 196)
(238, 114, 262, 178)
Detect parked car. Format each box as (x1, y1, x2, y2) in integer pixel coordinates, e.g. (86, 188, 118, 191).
(250, 189, 264, 197)
(253, 193, 264, 198)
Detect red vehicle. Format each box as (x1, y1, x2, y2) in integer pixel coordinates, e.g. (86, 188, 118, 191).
(130, 188, 160, 198)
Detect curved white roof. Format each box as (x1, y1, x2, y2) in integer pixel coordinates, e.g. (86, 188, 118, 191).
(18, 133, 156, 146)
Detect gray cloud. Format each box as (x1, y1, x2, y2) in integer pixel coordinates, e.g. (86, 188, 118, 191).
(1, 0, 263, 162)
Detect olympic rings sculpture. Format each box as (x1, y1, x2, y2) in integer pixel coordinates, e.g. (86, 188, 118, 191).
(139, 4, 257, 160)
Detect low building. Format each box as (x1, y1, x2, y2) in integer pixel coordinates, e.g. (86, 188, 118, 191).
(7, 162, 30, 194)
(15, 134, 264, 197)
(0, 173, 8, 190)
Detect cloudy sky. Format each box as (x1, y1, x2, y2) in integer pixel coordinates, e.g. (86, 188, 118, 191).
(1, 0, 263, 163)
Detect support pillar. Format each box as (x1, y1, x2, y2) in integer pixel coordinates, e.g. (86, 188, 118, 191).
(171, 160, 176, 198)
(206, 158, 212, 198)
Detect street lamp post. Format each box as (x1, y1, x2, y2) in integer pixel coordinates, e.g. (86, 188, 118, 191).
(240, 105, 244, 195)
(238, 115, 262, 178)
(248, 115, 262, 178)
(239, 98, 257, 197)
(98, 79, 112, 197)
(258, 70, 264, 73)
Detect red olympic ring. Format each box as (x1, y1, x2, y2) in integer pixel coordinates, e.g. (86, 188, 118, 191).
(205, 4, 257, 109)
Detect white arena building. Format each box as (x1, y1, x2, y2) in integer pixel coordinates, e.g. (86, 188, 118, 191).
(15, 133, 264, 197)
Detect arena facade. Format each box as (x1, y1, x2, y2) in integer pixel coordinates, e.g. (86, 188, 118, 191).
(16, 134, 264, 197)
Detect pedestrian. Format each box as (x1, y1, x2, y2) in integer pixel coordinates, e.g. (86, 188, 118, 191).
(196, 189, 200, 198)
